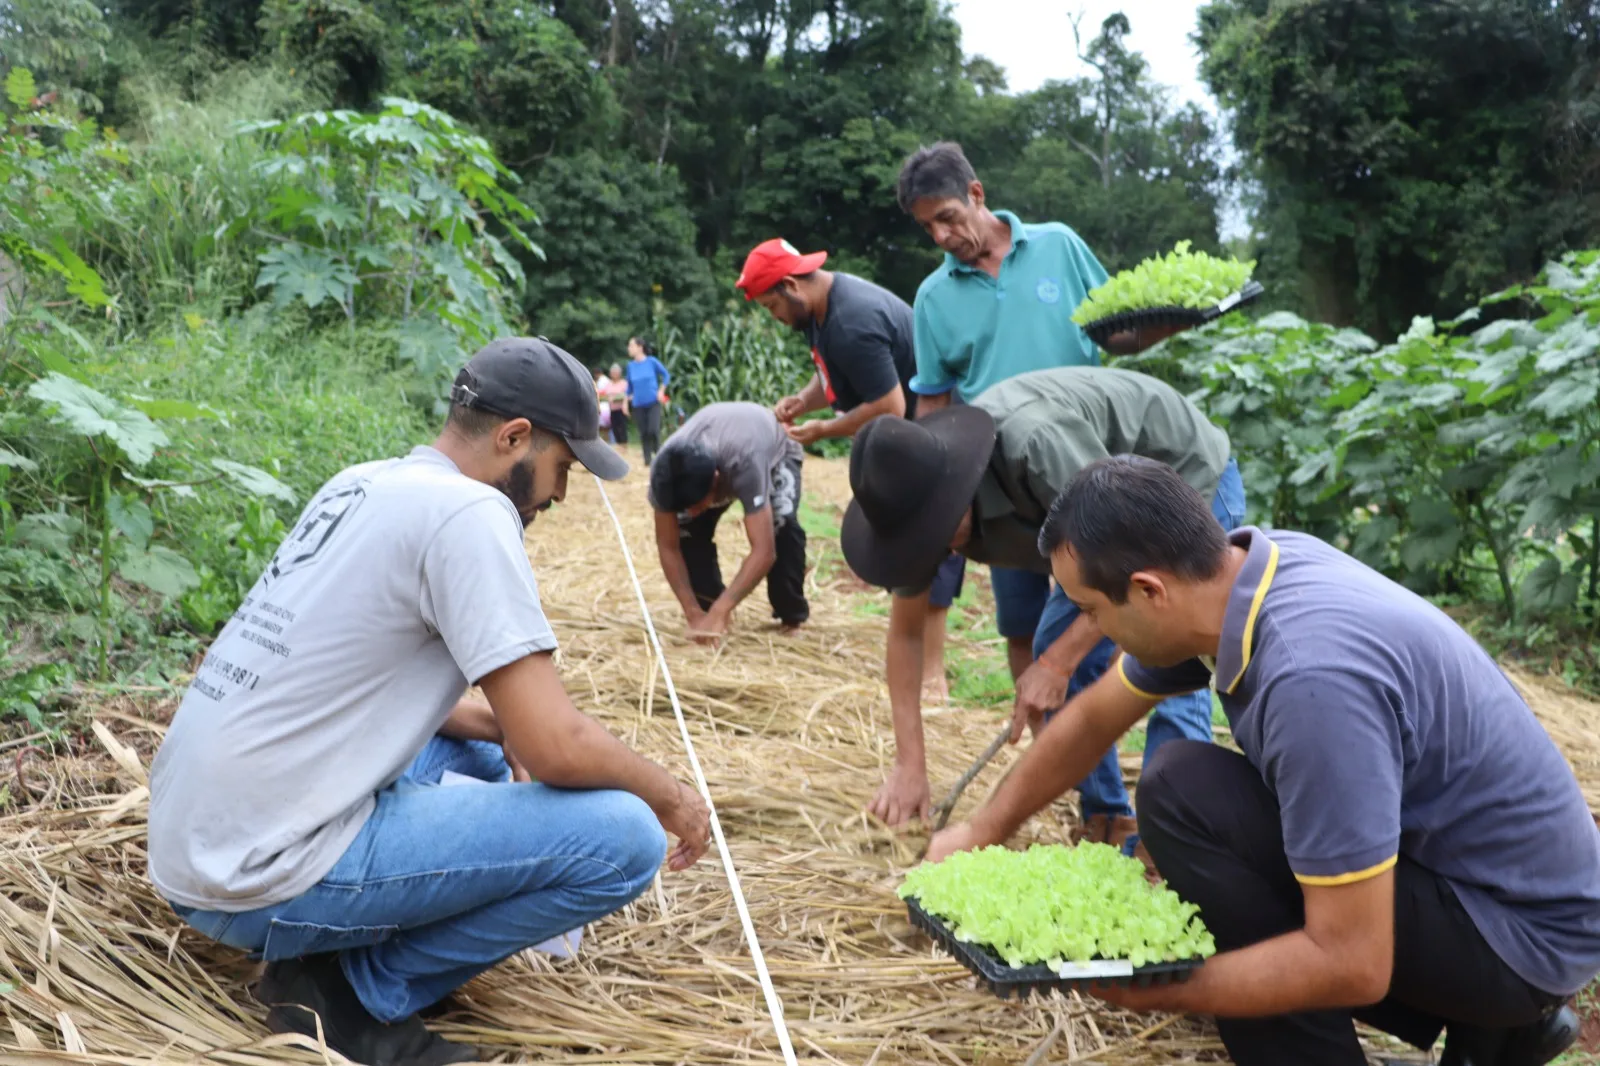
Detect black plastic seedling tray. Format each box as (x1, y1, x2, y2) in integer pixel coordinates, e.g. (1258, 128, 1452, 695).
(905, 897, 1204, 1001)
(1080, 280, 1265, 348)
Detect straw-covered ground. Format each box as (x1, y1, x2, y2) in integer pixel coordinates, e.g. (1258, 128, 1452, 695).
(3, 453, 1598, 1065)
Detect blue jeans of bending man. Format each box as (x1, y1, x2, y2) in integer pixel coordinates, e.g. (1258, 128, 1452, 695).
(1034, 458, 1248, 823)
(170, 736, 665, 1023)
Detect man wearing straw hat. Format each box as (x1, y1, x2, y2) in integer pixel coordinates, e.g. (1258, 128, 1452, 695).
(840, 367, 1245, 866)
(735, 235, 968, 811)
(929, 457, 1595, 1066)
(149, 338, 712, 1066)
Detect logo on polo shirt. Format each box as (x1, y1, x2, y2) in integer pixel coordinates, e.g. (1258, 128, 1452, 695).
(1036, 277, 1062, 305)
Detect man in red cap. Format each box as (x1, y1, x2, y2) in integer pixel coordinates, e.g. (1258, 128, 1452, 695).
(736, 238, 967, 825)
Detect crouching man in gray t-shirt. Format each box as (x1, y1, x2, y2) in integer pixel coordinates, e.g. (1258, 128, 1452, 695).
(648, 401, 808, 643)
(148, 338, 711, 1066)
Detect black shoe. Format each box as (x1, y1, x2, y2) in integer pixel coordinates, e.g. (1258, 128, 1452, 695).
(259, 954, 478, 1066)
(1439, 1006, 1579, 1066)
(1498, 1006, 1579, 1066)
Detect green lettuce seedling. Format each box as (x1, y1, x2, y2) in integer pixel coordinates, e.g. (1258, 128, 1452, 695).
(1072, 240, 1255, 325)
(899, 842, 1217, 970)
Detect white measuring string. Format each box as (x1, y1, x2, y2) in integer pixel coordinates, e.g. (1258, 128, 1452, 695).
(592, 475, 800, 1066)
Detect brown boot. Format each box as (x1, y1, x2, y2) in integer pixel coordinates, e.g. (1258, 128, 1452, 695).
(1131, 839, 1161, 884)
(1105, 815, 1139, 852)
(1070, 813, 1111, 845)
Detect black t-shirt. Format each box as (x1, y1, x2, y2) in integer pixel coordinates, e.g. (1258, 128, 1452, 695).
(804, 273, 918, 417)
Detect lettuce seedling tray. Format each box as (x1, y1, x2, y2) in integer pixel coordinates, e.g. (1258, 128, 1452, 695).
(1080, 281, 1265, 348)
(905, 897, 1204, 1000)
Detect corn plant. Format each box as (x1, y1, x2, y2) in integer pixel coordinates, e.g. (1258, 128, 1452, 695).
(21, 373, 294, 679)
(655, 301, 810, 414)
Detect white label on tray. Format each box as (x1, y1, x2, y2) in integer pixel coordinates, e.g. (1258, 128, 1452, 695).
(1056, 960, 1135, 979)
(1216, 291, 1243, 312)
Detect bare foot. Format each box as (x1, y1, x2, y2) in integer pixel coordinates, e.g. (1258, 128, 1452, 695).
(922, 676, 949, 705)
(778, 623, 804, 638)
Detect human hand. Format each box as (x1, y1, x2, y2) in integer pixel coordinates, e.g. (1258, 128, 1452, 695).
(868, 761, 931, 828)
(773, 395, 805, 423)
(925, 820, 992, 864)
(502, 742, 532, 784)
(1011, 660, 1069, 743)
(1103, 323, 1190, 356)
(785, 420, 828, 446)
(656, 781, 712, 871)
(688, 605, 730, 646)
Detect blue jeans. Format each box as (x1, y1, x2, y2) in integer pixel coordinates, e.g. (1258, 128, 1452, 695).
(170, 737, 666, 1022)
(1034, 458, 1248, 822)
(990, 566, 1052, 639)
(928, 552, 966, 610)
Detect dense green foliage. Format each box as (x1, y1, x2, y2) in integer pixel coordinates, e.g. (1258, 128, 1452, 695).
(900, 843, 1217, 969)
(3, 0, 1599, 719)
(1072, 241, 1255, 323)
(1127, 251, 1600, 667)
(1198, 0, 1600, 338)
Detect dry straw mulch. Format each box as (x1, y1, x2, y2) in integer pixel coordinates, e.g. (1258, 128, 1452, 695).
(2, 454, 1596, 1065)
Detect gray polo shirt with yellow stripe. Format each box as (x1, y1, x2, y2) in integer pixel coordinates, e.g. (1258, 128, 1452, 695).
(1121, 527, 1600, 997)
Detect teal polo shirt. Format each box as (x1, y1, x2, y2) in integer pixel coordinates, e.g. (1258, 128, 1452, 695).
(909, 211, 1109, 401)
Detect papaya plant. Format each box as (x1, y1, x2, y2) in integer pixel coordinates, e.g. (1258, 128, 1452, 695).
(22, 373, 294, 679)
(233, 97, 540, 405)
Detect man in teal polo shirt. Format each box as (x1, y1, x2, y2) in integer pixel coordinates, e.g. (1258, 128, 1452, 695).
(897, 142, 1110, 408)
(890, 142, 1178, 826)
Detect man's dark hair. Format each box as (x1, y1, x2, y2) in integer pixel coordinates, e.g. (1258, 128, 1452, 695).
(651, 442, 717, 513)
(1038, 456, 1229, 603)
(896, 142, 978, 215)
(445, 405, 558, 451)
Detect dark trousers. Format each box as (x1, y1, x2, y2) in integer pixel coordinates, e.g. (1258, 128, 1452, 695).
(678, 505, 809, 627)
(1138, 742, 1564, 1066)
(609, 407, 630, 445)
(636, 403, 663, 464)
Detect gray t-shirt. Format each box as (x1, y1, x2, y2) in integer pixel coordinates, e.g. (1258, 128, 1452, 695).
(1123, 528, 1600, 997)
(148, 447, 558, 911)
(649, 402, 802, 516)
(803, 272, 918, 417)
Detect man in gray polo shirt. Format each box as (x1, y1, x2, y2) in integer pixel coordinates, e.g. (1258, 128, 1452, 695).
(841, 367, 1245, 842)
(929, 457, 1596, 1066)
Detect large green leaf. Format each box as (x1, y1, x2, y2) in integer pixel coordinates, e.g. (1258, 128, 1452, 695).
(210, 459, 297, 504)
(26, 374, 169, 467)
(5, 67, 37, 110)
(255, 245, 358, 311)
(127, 396, 225, 422)
(108, 495, 153, 551)
(1519, 494, 1579, 536)
(1526, 370, 1599, 420)
(14, 513, 84, 555)
(118, 546, 200, 599)
(1519, 558, 1578, 613)
(0, 448, 38, 472)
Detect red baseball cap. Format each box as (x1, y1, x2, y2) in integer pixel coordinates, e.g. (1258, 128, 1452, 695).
(735, 238, 829, 298)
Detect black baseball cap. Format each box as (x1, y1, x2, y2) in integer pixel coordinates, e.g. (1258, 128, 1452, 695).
(450, 337, 629, 481)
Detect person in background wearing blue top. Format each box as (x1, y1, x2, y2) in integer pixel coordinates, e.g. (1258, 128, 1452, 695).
(894, 141, 1195, 846)
(624, 336, 670, 465)
(930, 457, 1595, 1066)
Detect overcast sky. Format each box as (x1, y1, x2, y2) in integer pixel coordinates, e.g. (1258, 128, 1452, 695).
(949, 0, 1213, 107)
